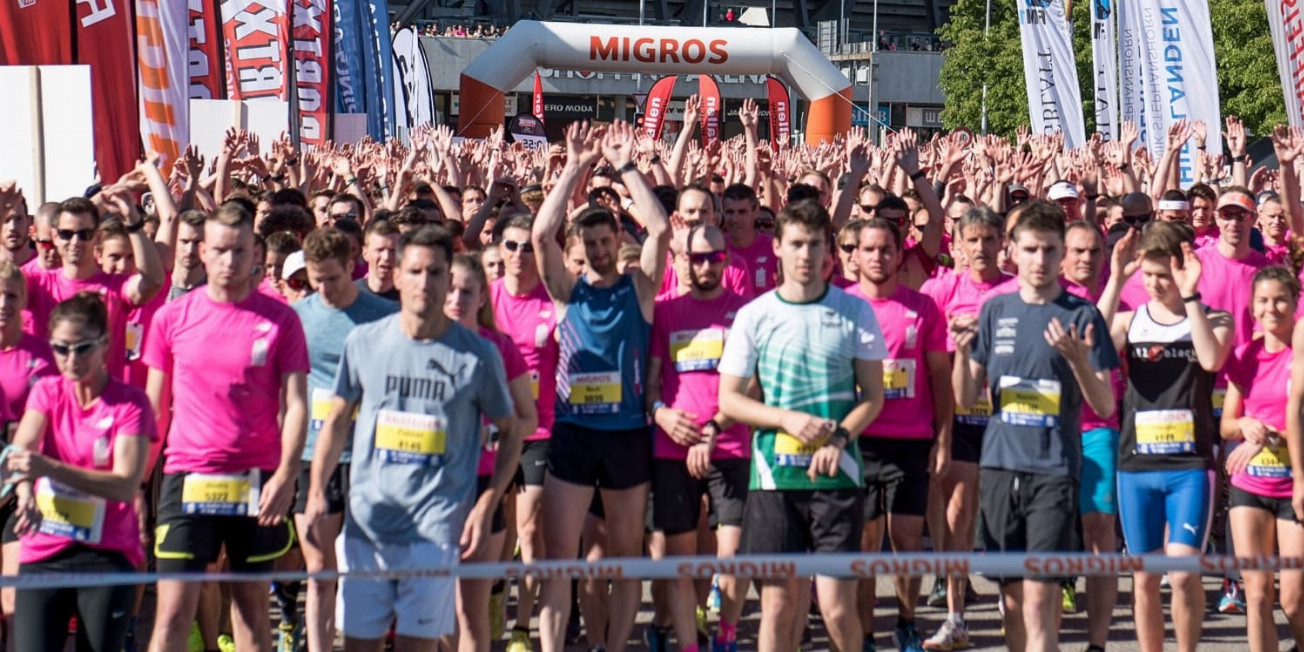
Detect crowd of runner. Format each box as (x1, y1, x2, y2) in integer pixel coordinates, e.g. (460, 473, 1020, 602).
(0, 100, 1303, 652)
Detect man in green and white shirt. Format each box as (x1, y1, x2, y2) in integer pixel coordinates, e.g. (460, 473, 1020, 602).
(719, 199, 887, 652)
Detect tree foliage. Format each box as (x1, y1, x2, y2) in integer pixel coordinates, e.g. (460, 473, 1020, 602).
(937, 0, 1286, 139)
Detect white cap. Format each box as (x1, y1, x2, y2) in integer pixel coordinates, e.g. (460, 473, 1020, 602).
(1048, 181, 1079, 201)
(282, 250, 307, 281)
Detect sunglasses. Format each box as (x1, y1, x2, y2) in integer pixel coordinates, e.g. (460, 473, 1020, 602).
(688, 250, 727, 265)
(56, 228, 95, 242)
(839, 243, 857, 254)
(860, 204, 879, 213)
(1122, 212, 1153, 226)
(50, 337, 103, 357)
(285, 277, 309, 292)
(34, 239, 55, 251)
(756, 219, 775, 229)
(502, 240, 534, 254)
(1217, 209, 1251, 222)
(330, 212, 359, 221)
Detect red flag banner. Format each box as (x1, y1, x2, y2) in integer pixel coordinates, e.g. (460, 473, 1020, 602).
(138, 0, 190, 172)
(78, 0, 142, 184)
(222, 0, 290, 100)
(0, 0, 74, 65)
(766, 75, 791, 149)
(698, 74, 721, 147)
(641, 75, 678, 140)
(292, 0, 332, 147)
(532, 70, 545, 124)
(188, 0, 224, 99)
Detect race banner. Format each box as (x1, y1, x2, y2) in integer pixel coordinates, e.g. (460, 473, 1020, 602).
(1016, 0, 1086, 148)
(78, 0, 143, 185)
(1266, 0, 1304, 128)
(1133, 0, 1222, 183)
(1116, 0, 1146, 142)
(221, 0, 290, 100)
(137, 0, 190, 171)
(766, 75, 791, 148)
(360, 0, 396, 139)
(698, 74, 721, 147)
(1090, 0, 1117, 140)
(533, 71, 545, 124)
(292, 0, 332, 147)
(187, 0, 224, 99)
(641, 75, 678, 140)
(391, 26, 434, 137)
(0, 0, 74, 66)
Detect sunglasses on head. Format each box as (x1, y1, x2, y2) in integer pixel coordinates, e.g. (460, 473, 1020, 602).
(689, 250, 727, 265)
(56, 228, 95, 242)
(502, 240, 534, 254)
(50, 337, 102, 357)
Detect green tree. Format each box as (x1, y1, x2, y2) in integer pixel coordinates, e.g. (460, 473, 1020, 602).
(937, 0, 1286, 138)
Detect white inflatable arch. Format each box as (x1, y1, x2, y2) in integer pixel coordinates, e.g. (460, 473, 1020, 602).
(457, 20, 852, 144)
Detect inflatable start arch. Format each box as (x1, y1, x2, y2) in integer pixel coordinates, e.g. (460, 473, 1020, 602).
(456, 21, 853, 145)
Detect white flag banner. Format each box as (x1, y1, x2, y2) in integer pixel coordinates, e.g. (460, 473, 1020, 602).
(1265, 0, 1304, 128)
(1133, 0, 1222, 186)
(1017, 0, 1086, 148)
(1091, 0, 1118, 140)
(1116, 0, 1145, 141)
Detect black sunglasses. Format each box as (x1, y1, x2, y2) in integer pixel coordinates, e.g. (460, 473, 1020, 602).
(51, 337, 103, 357)
(689, 250, 727, 265)
(860, 204, 879, 213)
(502, 240, 534, 254)
(839, 243, 857, 254)
(1217, 209, 1251, 222)
(56, 228, 95, 242)
(1122, 212, 1153, 226)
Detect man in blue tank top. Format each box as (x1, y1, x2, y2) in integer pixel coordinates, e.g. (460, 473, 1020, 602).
(530, 120, 671, 652)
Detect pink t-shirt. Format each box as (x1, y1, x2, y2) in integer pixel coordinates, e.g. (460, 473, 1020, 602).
(122, 276, 170, 390)
(258, 277, 287, 304)
(0, 333, 56, 424)
(921, 269, 1016, 351)
(18, 258, 45, 336)
(1196, 245, 1270, 347)
(660, 251, 755, 300)
(490, 278, 558, 440)
(20, 376, 157, 566)
(846, 283, 946, 439)
(476, 327, 529, 477)
(144, 288, 309, 474)
(1225, 339, 1293, 498)
(649, 291, 752, 460)
(728, 233, 778, 294)
(26, 267, 137, 379)
(1264, 243, 1291, 266)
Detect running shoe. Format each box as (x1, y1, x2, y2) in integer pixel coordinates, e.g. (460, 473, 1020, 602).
(926, 578, 947, 608)
(696, 605, 711, 646)
(922, 619, 971, 651)
(506, 628, 534, 652)
(712, 632, 739, 652)
(894, 622, 925, 652)
(217, 634, 236, 652)
(186, 622, 203, 652)
(707, 577, 722, 613)
(644, 624, 671, 652)
(490, 583, 507, 641)
(1218, 579, 1246, 614)
(276, 620, 302, 652)
(1061, 583, 1078, 614)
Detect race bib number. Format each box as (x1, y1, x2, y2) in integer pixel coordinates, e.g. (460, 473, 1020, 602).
(883, 358, 917, 400)
(1212, 388, 1227, 418)
(670, 329, 725, 373)
(1134, 409, 1196, 455)
(376, 410, 447, 466)
(998, 377, 1062, 427)
(956, 397, 992, 426)
(569, 371, 622, 414)
(1248, 442, 1291, 479)
(774, 431, 826, 468)
(35, 478, 105, 544)
(125, 321, 144, 361)
(181, 470, 261, 517)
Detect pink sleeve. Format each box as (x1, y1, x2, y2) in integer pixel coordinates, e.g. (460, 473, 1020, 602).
(727, 260, 755, 298)
(117, 387, 160, 442)
(650, 303, 670, 360)
(24, 377, 55, 416)
(274, 310, 311, 376)
(499, 336, 529, 381)
(142, 306, 172, 371)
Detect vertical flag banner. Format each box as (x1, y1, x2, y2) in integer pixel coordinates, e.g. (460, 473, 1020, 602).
(1090, 0, 1118, 140)
(766, 75, 791, 148)
(533, 71, 545, 124)
(391, 26, 434, 136)
(78, 0, 143, 184)
(1016, 0, 1086, 148)
(0, 0, 74, 65)
(1133, 0, 1222, 184)
(137, 0, 190, 171)
(1265, 0, 1304, 128)
(641, 75, 678, 140)
(1116, 0, 1144, 138)
(332, 0, 362, 116)
(292, 0, 332, 147)
(188, 0, 224, 99)
(698, 74, 721, 147)
(221, 0, 290, 101)
(360, 0, 396, 139)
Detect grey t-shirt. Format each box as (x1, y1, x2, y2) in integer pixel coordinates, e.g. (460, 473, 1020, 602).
(334, 315, 514, 546)
(971, 289, 1119, 477)
(293, 291, 398, 463)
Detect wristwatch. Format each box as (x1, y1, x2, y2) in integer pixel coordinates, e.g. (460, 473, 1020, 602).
(829, 426, 851, 449)
(124, 218, 146, 234)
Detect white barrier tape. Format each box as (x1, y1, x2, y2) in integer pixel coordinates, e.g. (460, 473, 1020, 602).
(4, 552, 1304, 591)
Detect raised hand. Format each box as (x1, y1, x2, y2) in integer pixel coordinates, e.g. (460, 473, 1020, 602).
(1168, 242, 1202, 298)
(1224, 116, 1248, 158)
(1044, 317, 1094, 364)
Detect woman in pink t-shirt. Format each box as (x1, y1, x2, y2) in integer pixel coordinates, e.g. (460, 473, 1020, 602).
(1221, 266, 1304, 652)
(5, 292, 156, 652)
(445, 254, 536, 652)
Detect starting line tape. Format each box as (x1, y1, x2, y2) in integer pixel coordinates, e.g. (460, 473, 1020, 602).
(3, 552, 1304, 590)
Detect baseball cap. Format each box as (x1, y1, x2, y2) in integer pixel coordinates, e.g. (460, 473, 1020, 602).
(282, 250, 307, 281)
(1216, 192, 1255, 214)
(1048, 181, 1079, 201)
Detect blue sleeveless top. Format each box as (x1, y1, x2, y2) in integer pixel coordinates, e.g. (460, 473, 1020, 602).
(555, 273, 650, 430)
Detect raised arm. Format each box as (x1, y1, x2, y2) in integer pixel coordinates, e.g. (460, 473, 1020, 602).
(532, 122, 603, 303)
(1272, 125, 1304, 237)
(602, 121, 671, 304)
(1225, 116, 1249, 189)
(103, 187, 164, 306)
(666, 94, 701, 187)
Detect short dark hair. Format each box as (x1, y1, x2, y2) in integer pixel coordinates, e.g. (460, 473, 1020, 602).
(573, 206, 620, 234)
(398, 224, 455, 263)
(776, 199, 830, 242)
(493, 214, 533, 241)
(57, 197, 101, 228)
(1010, 200, 1067, 242)
(722, 183, 758, 204)
(785, 183, 820, 205)
(365, 218, 400, 241)
(1188, 183, 1217, 204)
(861, 218, 903, 249)
(271, 188, 308, 208)
(259, 205, 314, 239)
(50, 291, 108, 339)
(334, 218, 363, 240)
(302, 228, 352, 267)
(265, 231, 302, 256)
